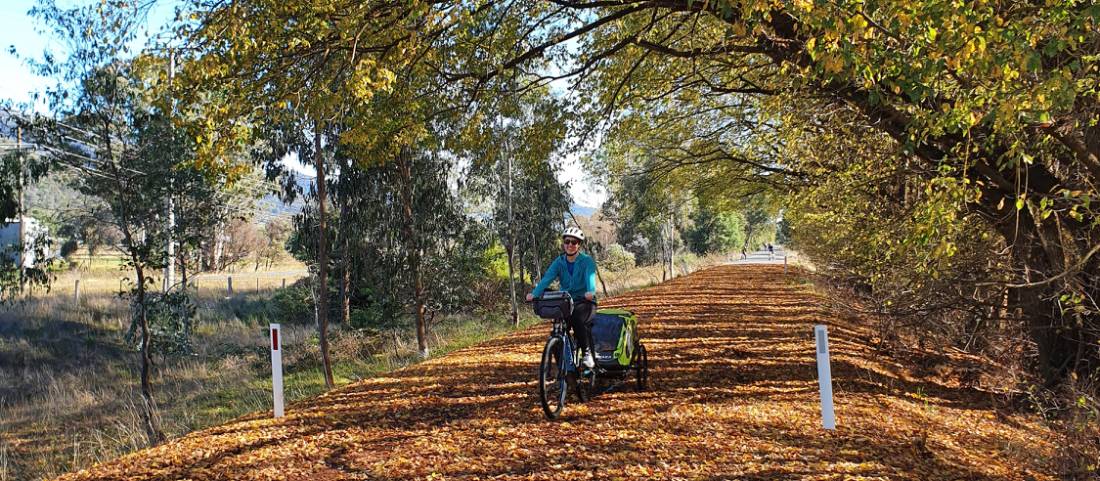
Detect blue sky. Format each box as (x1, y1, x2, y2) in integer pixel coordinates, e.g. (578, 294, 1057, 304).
(1, 0, 52, 107)
(1, 0, 178, 109)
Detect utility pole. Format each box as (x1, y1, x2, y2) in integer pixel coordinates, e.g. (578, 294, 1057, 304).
(16, 126, 25, 291)
(164, 49, 176, 292)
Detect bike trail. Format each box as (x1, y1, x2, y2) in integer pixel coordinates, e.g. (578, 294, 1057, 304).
(56, 265, 1061, 481)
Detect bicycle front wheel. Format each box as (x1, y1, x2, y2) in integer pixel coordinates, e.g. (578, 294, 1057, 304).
(539, 336, 568, 419)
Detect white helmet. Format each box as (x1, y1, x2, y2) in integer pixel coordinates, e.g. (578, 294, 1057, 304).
(562, 226, 585, 243)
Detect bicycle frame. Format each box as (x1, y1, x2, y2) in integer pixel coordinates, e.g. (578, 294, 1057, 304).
(549, 318, 579, 374)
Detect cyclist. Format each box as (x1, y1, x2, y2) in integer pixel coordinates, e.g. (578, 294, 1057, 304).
(526, 226, 598, 369)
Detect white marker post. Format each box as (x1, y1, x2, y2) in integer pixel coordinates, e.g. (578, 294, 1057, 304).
(784, 255, 788, 275)
(814, 324, 836, 430)
(270, 323, 285, 418)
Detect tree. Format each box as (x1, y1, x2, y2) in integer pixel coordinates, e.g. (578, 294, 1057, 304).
(173, 0, 1100, 389)
(686, 206, 746, 255)
(486, 0, 1098, 387)
(23, 0, 245, 445)
(177, 0, 472, 386)
(256, 218, 291, 270)
(289, 145, 483, 358)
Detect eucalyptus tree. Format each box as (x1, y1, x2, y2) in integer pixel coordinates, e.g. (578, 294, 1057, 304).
(459, 84, 570, 326)
(290, 143, 483, 358)
(21, 0, 251, 444)
(177, 0, 486, 383)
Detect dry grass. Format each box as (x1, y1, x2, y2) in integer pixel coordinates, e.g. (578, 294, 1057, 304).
(598, 253, 731, 296)
(0, 262, 308, 481)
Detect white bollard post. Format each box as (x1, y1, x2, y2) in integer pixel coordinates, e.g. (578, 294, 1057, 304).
(815, 324, 836, 430)
(270, 323, 285, 418)
(74, 279, 81, 303)
(784, 255, 788, 275)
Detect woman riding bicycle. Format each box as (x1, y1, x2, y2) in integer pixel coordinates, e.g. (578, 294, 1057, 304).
(526, 226, 598, 369)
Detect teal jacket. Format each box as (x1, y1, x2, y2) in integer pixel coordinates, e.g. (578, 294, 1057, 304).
(532, 252, 598, 302)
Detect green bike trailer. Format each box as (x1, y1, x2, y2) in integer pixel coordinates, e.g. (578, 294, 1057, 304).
(591, 308, 639, 370)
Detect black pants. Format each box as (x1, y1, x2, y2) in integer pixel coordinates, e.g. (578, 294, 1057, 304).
(569, 300, 595, 353)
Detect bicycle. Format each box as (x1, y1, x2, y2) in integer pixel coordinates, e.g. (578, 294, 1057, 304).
(530, 291, 597, 419)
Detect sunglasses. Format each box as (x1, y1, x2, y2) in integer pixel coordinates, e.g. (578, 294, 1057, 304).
(562, 239, 581, 246)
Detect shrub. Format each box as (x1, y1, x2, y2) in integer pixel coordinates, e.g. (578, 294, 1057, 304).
(270, 281, 314, 324)
(128, 290, 196, 356)
(602, 243, 636, 272)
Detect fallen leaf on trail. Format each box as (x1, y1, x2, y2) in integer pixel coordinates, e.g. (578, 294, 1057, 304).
(54, 266, 1062, 481)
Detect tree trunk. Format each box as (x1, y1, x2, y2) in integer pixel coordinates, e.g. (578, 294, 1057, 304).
(597, 265, 610, 298)
(668, 211, 676, 279)
(414, 258, 428, 358)
(505, 240, 519, 327)
(132, 262, 164, 445)
(518, 245, 527, 294)
(314, 127, 335, 389)
(213, 226, 225, 271)
(531, 231, 543, 281)
(1009, 223, 1097, 386)
(505, 157, 518, 328)
(341, 257, 351, 325)
(341, 190, 352, 325)
(395, 149, 430, 358)
(179, 247, 188, 290)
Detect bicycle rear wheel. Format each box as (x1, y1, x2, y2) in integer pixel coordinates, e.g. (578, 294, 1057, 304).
(634, 343, 648, 391)
(539, 336, 568, 419)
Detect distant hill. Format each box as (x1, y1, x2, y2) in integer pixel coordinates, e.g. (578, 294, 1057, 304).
(570, 204, 596, 217)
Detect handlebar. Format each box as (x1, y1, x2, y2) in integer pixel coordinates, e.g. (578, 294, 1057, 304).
(526, 296, 596, 304)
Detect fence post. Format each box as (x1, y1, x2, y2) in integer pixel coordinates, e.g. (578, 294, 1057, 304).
(227, 276, 234, 297)
(784, 255, 788, 275)
(282, 278, 286, 289)
(270, 323, 285, 418)
(815, 324, 837, 430)
(256, 278, 260, 292)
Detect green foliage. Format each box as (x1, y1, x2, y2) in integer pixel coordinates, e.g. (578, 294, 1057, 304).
(686, 207, 746, 255)
(269, 283, 314, 325)
(292, 148, 489, 327)
(128, 291, 196, 356)
(483, 242, 510, 281)
(600, 243, 636, 272)
(775, 219, 792, 246)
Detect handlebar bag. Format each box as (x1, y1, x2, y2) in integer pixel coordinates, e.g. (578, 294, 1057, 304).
(534, 291, 573, 319)
(592, 308, 638, 369)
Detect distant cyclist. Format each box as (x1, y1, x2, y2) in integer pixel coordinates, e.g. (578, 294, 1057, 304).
(526, 226, 598, 368)
(767, 243, 775, 260)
